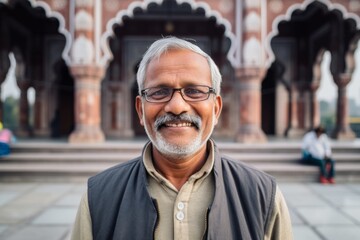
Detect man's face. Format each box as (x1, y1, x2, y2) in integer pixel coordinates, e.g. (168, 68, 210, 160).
(136, 49, 222, 159)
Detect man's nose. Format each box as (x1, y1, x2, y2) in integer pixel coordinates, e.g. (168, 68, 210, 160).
(164, 90, 190, 115)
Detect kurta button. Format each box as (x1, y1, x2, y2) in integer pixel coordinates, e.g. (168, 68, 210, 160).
(177, 202, 185, 210)
(176, 211, 185, 221)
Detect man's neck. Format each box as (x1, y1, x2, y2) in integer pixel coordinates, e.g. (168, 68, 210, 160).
(151, 146, 208, 190)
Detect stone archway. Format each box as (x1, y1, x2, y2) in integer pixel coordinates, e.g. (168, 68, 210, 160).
(264, 0, 360, 139)
(100, 0, 237, 139)
(0, 0, 73, 138)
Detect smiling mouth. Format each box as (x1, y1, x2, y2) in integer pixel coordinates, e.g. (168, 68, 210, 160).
(158, 121, 197, 130)
(164, 122, 194, 128)
(154, 113, 201, 131)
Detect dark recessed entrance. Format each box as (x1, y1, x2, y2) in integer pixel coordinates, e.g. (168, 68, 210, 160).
(263, 1, 360, 136)
(0, 0, 73, 138)
(102, 0, 234, 138)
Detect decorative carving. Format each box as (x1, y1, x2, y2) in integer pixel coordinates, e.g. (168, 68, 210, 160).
(72, 35, 95, 64)
(243, 38, 261, 66)
(269, 0, 283, 13)
(105, 0, 120, 12)
(76, 0, 94, 8)
(244, 12, 261, 32)
(219, 0, 233, 14)
(52, 0, 67, 10)
(75, 10, 93, 31)
(349, 0, 360, 11)
(245, 0, 260, 8)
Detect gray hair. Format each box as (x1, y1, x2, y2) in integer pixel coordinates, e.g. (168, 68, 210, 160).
(136, 37, 222, 95)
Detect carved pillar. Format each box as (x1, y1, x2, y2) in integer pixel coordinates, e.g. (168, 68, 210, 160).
(69, 65, 105, 143)
(14, 48, 31, 136)
(33, 82, 50, 136)
(332, 73, 355, 139)
(105, 82, 133, 138)
(17, 81, 31, 136)
(235, 67, 267, 143)
(69, 0, 105, 143)
(309, 81, 320, 128)
(286, 83, 304, 137)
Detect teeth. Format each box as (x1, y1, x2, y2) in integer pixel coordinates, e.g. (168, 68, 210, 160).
(165, 122, 192, 127)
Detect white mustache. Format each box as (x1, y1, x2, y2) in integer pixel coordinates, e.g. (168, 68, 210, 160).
(154, 113, 202, 130)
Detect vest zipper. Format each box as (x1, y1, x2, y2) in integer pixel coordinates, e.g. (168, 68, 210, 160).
(152, 199, 160, 240)
(202, 208, 210, 240)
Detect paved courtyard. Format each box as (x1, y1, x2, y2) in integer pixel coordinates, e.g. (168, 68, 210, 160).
(0, 181, 360, 240)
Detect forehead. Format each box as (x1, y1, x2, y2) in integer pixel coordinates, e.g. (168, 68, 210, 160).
(145, 49, 211, 86)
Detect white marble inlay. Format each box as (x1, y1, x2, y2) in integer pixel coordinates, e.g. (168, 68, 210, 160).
(75, 10, 93, 31)
(76, 0, 94, 8)
(72, 35, 94, 64)
(244, 12, 261, 32)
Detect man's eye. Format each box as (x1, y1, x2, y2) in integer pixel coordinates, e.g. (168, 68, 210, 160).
(148, 88, 170, 99)
(184, 88, 205, 96)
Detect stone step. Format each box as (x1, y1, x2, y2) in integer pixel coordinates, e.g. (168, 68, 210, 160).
(0, 161, 359, 183)
(10, 141, 360, 154)
(2, 152, 359, 163)
(1, 140, 359, 183)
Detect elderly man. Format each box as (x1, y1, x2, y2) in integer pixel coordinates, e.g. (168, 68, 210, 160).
(71, 37, 293, 240)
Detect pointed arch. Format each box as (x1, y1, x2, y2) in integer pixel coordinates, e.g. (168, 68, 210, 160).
(266, 0, 360, 68)
(19, 0, 73, 64)
(100, 0, 239, 67)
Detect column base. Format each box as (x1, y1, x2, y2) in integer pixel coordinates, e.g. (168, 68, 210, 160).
(69, 126, 105, 143)
(235, 125, 267, 143)
(286, 127, 306, 139)
(33, 128, 50, 137)
(105, 129, 134, 138)
(16, 127, 32, 138)
(331, 127, 356, 140)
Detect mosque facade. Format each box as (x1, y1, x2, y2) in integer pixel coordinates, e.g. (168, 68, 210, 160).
(0, 0, 359, 143)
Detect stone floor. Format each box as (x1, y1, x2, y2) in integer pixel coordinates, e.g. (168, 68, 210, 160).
(0, 181, 360, 240)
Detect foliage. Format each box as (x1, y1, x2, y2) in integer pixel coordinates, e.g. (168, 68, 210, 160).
(2, 96, 19, 131)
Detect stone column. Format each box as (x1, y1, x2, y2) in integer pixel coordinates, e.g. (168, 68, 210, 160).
(69, 65, 105, 143)
(33, 82, 50, 136)
(105, 82, 134, 138)
(68, 0, 105, 143)
(286, 83, 304, 137)
(309, 81, 320, 128)
(332, 73, 355, 139)
(17, 81, 31, 136)
(14, 48, 31, 137)
(235, 67, 267, 143)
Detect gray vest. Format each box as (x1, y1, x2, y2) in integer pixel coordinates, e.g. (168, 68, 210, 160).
(88, 144, 276, 240)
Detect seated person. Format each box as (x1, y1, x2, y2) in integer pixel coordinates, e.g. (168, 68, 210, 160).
(301, 126, 335, 184)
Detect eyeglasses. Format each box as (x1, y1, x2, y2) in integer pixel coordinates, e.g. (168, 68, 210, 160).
(141, 85, 216, 103)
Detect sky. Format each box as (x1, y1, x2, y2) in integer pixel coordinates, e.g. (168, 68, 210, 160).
(1, 44, 360, 106)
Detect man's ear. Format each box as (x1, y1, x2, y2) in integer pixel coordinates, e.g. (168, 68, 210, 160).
(214, 95, 223, 125)
(135, 96, 144, 126)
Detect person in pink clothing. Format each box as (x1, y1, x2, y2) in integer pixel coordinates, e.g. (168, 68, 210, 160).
(0, 123, 15, 156)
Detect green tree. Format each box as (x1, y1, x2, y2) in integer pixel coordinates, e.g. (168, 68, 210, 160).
(2, 96, 19, 131)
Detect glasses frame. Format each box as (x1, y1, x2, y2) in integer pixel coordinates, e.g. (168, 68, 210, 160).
(140, 85, 216, 103)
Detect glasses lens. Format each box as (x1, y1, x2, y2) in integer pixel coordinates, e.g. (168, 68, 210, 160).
(183, 86, 210, 101)
(143, 85, 214, 103)
(146, 87, 171, 102)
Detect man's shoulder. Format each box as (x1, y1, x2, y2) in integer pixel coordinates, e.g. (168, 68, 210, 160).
(218, 153, 275, 182)
(88, 156, 143, 188)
